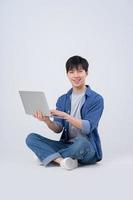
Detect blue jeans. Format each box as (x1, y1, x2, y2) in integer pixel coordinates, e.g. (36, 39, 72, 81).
(26, 133, 97, 166)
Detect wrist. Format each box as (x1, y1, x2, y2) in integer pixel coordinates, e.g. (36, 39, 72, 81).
(64, 113, 71, 121)
(43, 117, 51, 124)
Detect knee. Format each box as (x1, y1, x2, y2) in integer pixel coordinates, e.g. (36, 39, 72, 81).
(74, 137, 96, 158)
(25, 133, 38, 147)
(74, 137, 89, 150)
(74, 137, 96, 163)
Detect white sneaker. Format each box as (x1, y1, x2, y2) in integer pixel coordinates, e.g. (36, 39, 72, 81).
(60, 157, 78, 170)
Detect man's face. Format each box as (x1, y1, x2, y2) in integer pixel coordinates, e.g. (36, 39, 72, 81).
(67, 65, 88, 88)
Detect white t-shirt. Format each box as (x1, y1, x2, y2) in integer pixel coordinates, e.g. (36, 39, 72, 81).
(68, 89, 86, 141)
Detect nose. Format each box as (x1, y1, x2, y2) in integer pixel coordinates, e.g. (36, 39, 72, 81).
(73, 71, 79, 77)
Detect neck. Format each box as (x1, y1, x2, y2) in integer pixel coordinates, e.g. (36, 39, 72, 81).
(72, 85, 86, 93)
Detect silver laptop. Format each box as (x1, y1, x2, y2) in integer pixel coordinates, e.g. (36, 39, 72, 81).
(19, 91, 51, 116)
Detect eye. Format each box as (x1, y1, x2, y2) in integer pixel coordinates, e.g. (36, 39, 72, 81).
(69, 71, 74, 73)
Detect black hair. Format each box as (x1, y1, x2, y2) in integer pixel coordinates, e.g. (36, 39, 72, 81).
(65, 55, 89, 73)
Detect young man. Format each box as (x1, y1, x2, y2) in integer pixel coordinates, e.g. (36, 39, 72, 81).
(26, 55, 104, 170)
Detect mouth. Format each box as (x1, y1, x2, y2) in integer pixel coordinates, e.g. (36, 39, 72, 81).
(72, 79, 81, 84)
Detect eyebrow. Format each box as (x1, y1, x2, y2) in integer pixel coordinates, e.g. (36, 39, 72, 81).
(68, 67, 84, 71)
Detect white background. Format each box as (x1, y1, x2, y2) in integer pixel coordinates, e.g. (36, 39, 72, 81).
(0, 0, 133, 200)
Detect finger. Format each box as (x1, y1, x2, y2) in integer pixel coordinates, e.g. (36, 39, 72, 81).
(36, 111, 40, 118)
(33, 112, 37, 118)
(35, 111, 38, 117)
(50, 109, 56, 113)
(50, 110, 56, 115)
(39, 112, 44, 120)
(38, 111, 43, 118)
(33, 114, 35, 118)
(50, 111, 53, 115)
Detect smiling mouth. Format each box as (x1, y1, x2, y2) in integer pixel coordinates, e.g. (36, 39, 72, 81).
(72, 79, 81, 83)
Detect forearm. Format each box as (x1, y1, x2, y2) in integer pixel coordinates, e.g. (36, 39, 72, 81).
(50, 110, 83, 130)
(45, 119, 62, 133)
(65, 114, 82, 129)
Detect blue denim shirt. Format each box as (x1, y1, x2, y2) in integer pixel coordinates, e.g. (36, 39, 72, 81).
(54, 85, 104, 161)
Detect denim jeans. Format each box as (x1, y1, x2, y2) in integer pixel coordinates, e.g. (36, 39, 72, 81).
(26, 133, 97, 166)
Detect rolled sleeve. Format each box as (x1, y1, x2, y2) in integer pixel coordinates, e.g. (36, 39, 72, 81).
(81, 120, 91, 135)
(53, 120, 63, 128)
(53, 97, 64, 128)
(85, 97, 104, 133)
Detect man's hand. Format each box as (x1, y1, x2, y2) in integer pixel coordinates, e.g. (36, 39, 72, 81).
(32, 110, 63, 133)
(51, 109, 82, 129)
(50, 109, 68, 119)
(33, 111, 50, 123)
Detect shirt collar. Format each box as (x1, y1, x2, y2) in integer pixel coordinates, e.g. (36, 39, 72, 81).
(67, 85, 92, 97)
